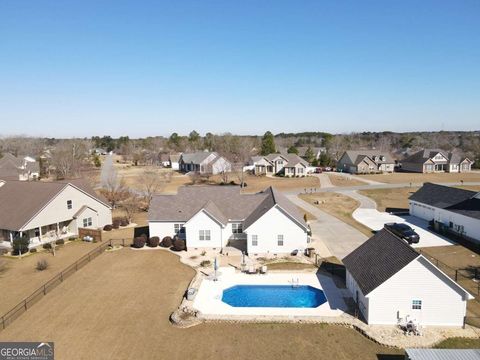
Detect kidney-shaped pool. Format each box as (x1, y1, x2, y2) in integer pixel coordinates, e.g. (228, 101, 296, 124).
(221, 285, 327, 308)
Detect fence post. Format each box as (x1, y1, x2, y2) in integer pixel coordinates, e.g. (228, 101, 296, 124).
(24, 300, 27, 311)
(123, 239, 125, 247)
(43, 285, 46, 295)
(455, 270, 458, 282)
(2, 316, 5, 329)
(60, 272, 63, 282)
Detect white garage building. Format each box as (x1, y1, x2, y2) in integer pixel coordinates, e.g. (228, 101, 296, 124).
(148, 186, 309, 255)
(409, 183, 480, 244)
(343, 229, 473, 327)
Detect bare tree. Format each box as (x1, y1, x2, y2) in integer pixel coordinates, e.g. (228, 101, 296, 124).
(120, 193, 141, 223)
(140, 170, 172, 209)
(99, 163, 129, 208)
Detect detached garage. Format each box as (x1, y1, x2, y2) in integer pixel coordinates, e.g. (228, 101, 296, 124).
(343, 229, 473, 327)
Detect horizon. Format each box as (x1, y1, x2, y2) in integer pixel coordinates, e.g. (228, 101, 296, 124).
(1, 0, 479, 137)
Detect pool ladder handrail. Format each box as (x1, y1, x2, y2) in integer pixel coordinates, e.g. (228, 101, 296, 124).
(291, 277, 300, 288)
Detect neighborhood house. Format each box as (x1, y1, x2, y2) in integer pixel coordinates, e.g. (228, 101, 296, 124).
(148, 186, 309, 255)
(179, 151, 231, 175)
(409, 183, 480, 244)
(401, 149, 473, 173)
(343, 229, 473, 326)
(337, 150, 395, 174)
(0, 179, 112, 249)
(0, 153, 40, 181)
(249, 153, 309, 177)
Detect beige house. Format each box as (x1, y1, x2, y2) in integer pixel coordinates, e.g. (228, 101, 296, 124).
(0, 179, 112, 249)
(401, 149, 473, 173)
(0, 153, 40, 181)
(249, 154, 308, 177)
(337, 151, 395, 174)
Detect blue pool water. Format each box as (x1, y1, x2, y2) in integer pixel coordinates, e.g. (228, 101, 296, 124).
(221, 285, 327, 308)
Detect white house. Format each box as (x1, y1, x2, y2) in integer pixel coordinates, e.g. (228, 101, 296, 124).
(343, 229, 473, 327)
(409, 183, 480, 244)
(148, 186, 309, 255)
(249, 153, 309, 177)
(0, 179, 112, 249)
(179, 152, 232, 175)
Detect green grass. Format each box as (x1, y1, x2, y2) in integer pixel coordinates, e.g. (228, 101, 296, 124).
(434, 337, 480, 349)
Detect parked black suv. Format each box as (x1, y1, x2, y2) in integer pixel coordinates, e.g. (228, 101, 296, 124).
(384, 223, 420, 244)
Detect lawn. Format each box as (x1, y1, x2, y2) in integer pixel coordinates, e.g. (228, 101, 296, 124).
(327, 173, 367, 187)
(356, 172, 480, 184)
(0, 241, 101, 315)
(0, 249, 402, 360)
(299, 193, 372, 236)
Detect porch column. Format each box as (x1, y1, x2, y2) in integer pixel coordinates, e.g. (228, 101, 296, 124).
(39, 226, 43, 241)
(56, 223, 60, 238)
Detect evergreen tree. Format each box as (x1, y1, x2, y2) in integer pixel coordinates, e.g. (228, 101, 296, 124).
(304, 146, 315, 163)
(261, 131, 276, 155)
(287, 145, 299, 155)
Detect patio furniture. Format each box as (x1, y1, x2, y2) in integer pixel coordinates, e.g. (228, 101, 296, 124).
(248, 265, 256, 274)
(260, 265, 267, 274)
(186, 288, 197, 301)
(291, 249, 298, 256)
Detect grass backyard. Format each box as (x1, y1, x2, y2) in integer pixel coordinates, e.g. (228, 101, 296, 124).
(356, 171, 480, 184)
(0, 249, 403, 360)
(299, 193, 373, 236)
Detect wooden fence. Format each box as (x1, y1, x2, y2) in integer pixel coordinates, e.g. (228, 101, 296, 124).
(0, 238, 131, 331)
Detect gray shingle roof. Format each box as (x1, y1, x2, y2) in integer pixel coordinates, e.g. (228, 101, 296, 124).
(405, 349, 480, 360)
(410, 183, 480, 220)
(343, 229, 420, 295)
(181, 152, 217, 164)
(343, 150, 394, 165)
(149, 186, 308, 231)
(403, 149, 472, 165)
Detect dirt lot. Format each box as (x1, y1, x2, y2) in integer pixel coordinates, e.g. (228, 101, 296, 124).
(357, 172, 480, 184)
(327, 173, 367, 187)
(0, 241, 101, 315)
(0, 249, 402, 360)
(359, 186, 480, 212)
(299, 193, 372, 236)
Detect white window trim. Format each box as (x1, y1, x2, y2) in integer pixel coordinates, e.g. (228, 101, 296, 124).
(412, 299, 422, 310)
(251, 235, 258, 246)
(277, 234, 284, 246)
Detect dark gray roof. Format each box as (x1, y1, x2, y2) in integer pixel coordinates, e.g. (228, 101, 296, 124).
(410, 183, 480, 219)
(405, 349, 480, 360)
(403, 149, 472, 165)
(181, 152, 217, 164)
(343, 229, 420, 295)
(149, 186, 308, 231)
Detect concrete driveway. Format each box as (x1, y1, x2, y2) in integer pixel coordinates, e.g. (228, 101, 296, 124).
(287, 195, 369, 260)
(352, 208, 454, 248)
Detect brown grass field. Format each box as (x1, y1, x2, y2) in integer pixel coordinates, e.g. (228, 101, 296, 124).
(356, 171, 480, 184)
(0, 249, 403, 360)
(299, 193, 372, 236)
(327, 173, 367, 187)
(0, 241, 100, 315)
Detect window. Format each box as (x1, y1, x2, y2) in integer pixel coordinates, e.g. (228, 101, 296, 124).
(277, 235, 284, 246)
(412, 300, 422, 310)
(199, 230, 211, 241)
(67, 200, 72, 209)
(252, 235, 258, 246)
(83, 217, 92, 227)
(174, 224, 184, 234)
(232, 223, 243, 234)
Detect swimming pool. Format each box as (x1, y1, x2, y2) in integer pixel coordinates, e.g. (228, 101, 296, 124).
(221, 285, 327, 308)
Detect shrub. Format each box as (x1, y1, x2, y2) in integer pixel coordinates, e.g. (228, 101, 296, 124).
(68, 236, 77, 241)
(160, 236, 172, 248)
(103, 224, 113, 231)
(0, 248, 8, 256)
(172, 238, 186, 251)
(200, 250, 206, 256)
(30, 248, 37, 253)
(200, 260, 211, 267)
(36, 259, 49, 271)
(12, 234, 29, 256)
(120, 218, 129, 227)
(229, 181, 236, 185)
(148, 236, 159, 247)
(133, 237, 146, 248)
(112, 219, 121, 229)
(55, 239, 65, 245)
(43, 243, 52, 250)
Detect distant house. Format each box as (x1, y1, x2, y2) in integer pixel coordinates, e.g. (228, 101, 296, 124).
(0, 179, 112, 249)
(401, 149, 473, 173)
(337, 150, 395, 174)
(280, 147, 325, 161)
(343, 229, 473, 326)
(249, 153, 309, 177)
(0, 153, 40, 181)
(179, 152, 231, 175)
(409, 183, 480, 244)
(149, 186, 309, 255)
(169, 154, 181, 170)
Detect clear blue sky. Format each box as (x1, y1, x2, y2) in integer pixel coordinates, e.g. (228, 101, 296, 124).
(1, 0, 479, 137)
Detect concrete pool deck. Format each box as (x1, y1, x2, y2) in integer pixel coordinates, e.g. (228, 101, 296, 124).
(192, 267, 349, 317)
